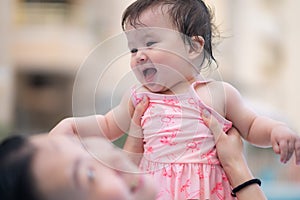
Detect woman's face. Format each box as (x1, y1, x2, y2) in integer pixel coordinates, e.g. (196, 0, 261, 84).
(30, 135, 156, 200)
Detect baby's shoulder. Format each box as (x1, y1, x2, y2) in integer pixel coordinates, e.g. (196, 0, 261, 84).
(194, 80, 241, 114)
(204, 81, 243, 106)
(204, 80, 239, 94)
(194, 80, 233, 93)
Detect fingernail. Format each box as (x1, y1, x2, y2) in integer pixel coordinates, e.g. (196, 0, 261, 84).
(142, 96, 147, 104)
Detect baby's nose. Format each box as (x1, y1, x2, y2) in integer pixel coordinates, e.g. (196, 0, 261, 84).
(135, 50, 148, 64)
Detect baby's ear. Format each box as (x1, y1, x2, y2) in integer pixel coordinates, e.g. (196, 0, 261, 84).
(187, 36, 205, 60)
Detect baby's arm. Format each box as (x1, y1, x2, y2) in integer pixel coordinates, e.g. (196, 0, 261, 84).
(123, 97, 148, 166)
(224, 82, 300, 164)
(50, 89, 135, 141)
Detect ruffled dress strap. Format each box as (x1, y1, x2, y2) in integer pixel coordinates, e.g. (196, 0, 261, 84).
(190, 80, 232, 132)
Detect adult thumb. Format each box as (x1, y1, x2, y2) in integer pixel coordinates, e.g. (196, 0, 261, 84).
(202, 109, 224, 143)
(132, 96, 149, 125)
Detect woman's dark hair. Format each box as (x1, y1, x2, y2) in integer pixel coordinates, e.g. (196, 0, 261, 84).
(0, 135, 42, 200)
(121, 0, 218, 66)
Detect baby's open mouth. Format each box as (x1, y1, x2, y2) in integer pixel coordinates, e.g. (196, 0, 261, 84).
(143, 68, 157, 81)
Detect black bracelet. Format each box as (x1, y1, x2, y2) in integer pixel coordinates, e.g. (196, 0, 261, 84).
(231, 178, 261, 197)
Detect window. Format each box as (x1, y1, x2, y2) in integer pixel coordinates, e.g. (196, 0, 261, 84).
(16, 0, 72, 24)
(24, 0, 69, 4)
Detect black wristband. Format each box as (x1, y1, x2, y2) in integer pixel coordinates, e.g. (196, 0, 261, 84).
(231, 178, 261, 197)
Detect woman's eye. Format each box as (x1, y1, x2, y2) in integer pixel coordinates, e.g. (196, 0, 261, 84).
(87, 168, 95, 183)
(146, 41, 156, 47)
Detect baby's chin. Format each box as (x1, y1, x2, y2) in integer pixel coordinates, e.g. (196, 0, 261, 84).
(143, 84, 169, 94)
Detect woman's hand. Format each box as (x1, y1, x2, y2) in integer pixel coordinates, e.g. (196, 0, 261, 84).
(129, 96, 149, 139)
(123, 96, 149, 165)
(202, 110, 267, 200)
(202, 109, 245, 171)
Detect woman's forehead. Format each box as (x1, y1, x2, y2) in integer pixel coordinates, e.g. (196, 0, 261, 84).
(30, 134, 80, 148)
(30, 135, 85, 198)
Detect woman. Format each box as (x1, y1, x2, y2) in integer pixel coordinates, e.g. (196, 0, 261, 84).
(0, 134, 156, 200)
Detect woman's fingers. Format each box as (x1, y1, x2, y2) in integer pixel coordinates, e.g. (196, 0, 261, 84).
(202, 109, 224, 143)
(128, 96, 149, 139)
(132, 96, 149, 125)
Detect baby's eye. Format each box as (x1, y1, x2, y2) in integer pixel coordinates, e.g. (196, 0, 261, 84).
(130, 48, 138, 54)
(146, 41, 156, 47)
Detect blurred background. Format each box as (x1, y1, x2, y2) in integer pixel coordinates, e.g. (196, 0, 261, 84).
(0, 0, 299, 199)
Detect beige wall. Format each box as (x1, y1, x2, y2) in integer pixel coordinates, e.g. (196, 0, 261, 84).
(0, 0, 13, 126)
(231, 0, 300, 132)
(281, 0, 300, 130)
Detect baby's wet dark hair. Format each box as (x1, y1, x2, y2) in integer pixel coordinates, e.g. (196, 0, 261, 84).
(122, 0, 218, 67)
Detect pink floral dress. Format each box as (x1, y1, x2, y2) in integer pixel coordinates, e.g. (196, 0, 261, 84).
(131, 80, 236, 200)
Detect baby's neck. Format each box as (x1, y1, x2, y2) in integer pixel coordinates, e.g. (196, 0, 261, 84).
(160, 76, 197, 95)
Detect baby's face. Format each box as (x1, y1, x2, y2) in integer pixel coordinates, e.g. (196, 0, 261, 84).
(125, 5, 200, 94)
(30, 135, 156, 200)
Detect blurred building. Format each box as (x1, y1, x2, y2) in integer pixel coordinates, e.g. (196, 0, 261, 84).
(0, 0, 299, 198)
(210, 1, 300, 198)
(0, 0, 134, 134)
